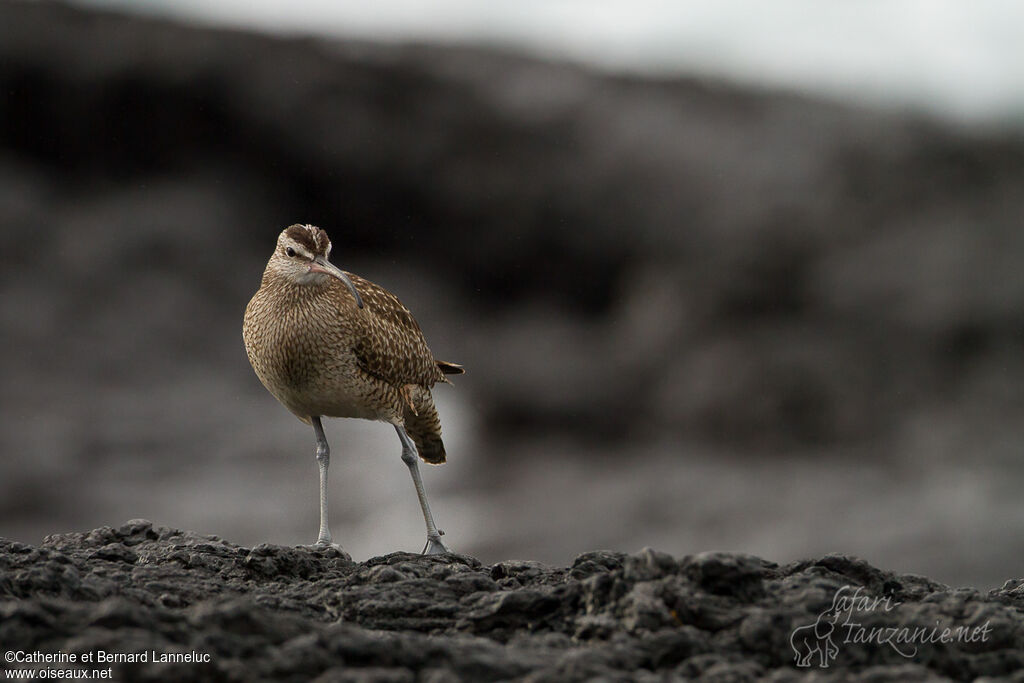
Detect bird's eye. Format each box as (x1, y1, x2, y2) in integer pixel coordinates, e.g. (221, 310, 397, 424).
(286, 247, 296, 257)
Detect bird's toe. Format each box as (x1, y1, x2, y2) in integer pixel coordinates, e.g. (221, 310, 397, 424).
(423, 535, 451, 555)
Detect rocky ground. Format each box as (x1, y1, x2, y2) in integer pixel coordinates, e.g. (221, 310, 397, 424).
(2, 521, 1023, 682)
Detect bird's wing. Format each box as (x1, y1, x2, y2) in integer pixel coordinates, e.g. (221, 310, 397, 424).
(345, 273, 443, 387)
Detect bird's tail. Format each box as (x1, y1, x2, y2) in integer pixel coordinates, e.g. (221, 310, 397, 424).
(436, 360, 464, 376)
(403, 385, 447, 464)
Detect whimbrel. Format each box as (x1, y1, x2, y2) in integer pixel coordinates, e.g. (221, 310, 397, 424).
(242, 224, 463, 554)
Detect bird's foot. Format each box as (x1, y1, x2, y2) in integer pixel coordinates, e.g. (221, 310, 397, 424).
(422, 530, 451, 555)
(308, 537, 343, 551)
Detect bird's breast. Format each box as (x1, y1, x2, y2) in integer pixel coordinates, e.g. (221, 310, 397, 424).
(244, 285, 387, 420)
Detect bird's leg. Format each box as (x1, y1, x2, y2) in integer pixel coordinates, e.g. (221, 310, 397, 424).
(312, 416, 334, 547)
(395, 424, 450, 555)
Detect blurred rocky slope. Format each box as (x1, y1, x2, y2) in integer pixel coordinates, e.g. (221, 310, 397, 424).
(4, 1, 1024, 446)
(2, 1, 1024, 585)
(3, 521, 1024, 681)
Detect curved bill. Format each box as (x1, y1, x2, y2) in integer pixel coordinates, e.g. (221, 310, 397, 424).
(309, 256, 364, 309)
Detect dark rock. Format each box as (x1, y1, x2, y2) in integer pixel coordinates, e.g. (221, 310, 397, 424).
(90, 544, 139, 565)
(640, 626, 710, 668)
(623, 547, 680, 582)
(684, 551, 774, 600)
(3, 523, 1023, 680)
(243, 543, 353, 580)
(462, 587, 563, 635)
(444, 572, 499, 597)
(569, 550, 627, 580)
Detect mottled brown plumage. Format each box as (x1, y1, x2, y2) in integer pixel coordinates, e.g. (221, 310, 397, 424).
(242, 224, 461, 552)
(243, 225, 460, 462)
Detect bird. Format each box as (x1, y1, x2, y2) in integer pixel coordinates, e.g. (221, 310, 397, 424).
(242, 223, 463, 555)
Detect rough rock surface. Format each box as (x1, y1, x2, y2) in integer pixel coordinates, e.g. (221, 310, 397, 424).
(2, 522, 1023, 681)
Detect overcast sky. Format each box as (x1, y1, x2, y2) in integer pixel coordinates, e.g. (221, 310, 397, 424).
(76, 0, 1024, 127)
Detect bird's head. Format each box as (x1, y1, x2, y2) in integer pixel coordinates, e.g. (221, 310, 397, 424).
(269, 224, 364, 308)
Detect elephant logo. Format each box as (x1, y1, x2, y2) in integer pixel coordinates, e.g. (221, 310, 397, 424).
(790, 606, 843, 667)
(790, 584, 990, 667)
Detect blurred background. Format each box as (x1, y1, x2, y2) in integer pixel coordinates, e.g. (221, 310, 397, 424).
(2, 0, 1024, 589)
